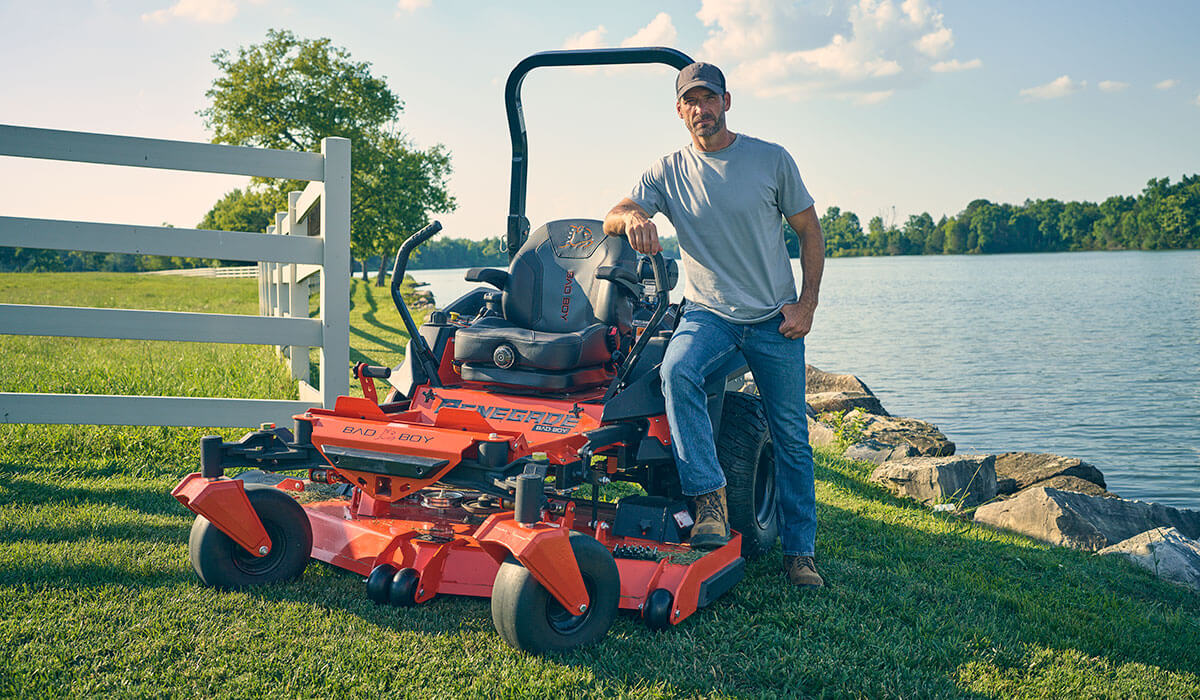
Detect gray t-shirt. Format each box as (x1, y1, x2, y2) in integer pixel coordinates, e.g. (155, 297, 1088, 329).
(630, 134, 814, 323)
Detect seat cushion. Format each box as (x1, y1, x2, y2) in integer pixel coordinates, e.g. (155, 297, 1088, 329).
(453, 316, 613, 372)
(458, 363, 611, 392)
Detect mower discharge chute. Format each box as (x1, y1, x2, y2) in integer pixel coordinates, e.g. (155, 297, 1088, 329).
(172, 47, 781, 655)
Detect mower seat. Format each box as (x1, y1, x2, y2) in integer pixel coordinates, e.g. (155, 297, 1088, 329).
(454, 218, 638, 390)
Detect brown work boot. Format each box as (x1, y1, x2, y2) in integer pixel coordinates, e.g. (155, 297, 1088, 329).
(784, 555, 825, 588)
(689, 487, 730, 550)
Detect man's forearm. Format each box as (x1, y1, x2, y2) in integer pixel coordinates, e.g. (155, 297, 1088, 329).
(603, 198, 648, 237)
(798, 223, 824, 309)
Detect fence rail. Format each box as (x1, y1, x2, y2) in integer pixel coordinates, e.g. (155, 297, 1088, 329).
(140, 266, 259, 278)
(0, 124, 350, 428)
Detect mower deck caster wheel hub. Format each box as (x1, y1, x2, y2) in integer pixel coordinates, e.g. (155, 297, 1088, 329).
(367, 564, 397, 604)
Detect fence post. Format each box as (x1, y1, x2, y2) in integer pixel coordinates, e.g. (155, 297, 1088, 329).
(319, 137, 351, 408)
(286, 190, 308, 382)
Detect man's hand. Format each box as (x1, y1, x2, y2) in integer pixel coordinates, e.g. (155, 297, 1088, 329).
(778, 300, 815, 339)
(604, 198, 662, 254)
(625, 213, 662, 255)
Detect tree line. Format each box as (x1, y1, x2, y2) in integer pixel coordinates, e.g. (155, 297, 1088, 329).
(816, 175, 1200, 258)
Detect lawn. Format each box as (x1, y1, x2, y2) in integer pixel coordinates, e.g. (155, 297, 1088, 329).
(1, 272, 1197, 698)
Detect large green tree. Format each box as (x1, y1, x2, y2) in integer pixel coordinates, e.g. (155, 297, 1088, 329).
(198, 29, 455, 278)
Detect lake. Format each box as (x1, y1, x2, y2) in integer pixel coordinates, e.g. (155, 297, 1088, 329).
(410, 250, 1200, 509)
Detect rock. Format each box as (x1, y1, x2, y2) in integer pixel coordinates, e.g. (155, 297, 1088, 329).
(973, 487, 1200, 551)
(870, 455, 998, 508)
(993, 452, 1107, 494)
(804, 366, 889, 416)
(806, 391, 889, 416)
(857, 413, 955, 457)
(806, 365, 875, 395)
(807, 416, 837, 448)
(1098, 527, 1200, 591)
(844, 439, 918, 465)
(1028, 475, 1117, 499)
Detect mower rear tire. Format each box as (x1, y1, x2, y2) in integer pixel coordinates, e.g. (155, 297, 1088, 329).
(716, 391, 779, 559)
(188, 485, 312, 589)
(490, 532, 619, 654)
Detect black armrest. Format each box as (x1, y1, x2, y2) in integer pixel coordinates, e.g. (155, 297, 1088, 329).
(595, 265, 643, 297)
(465, 267, 510, 290)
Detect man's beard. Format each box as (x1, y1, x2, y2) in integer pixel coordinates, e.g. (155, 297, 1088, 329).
(690, 111, 725, 138)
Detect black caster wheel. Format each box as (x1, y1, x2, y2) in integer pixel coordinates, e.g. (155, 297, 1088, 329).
(490, 532, 619, 654)
(188, 485, 312, 589)
(389, 567, 420, 607)
(643, 588, 674, 630)
(366, 563, 397, 604)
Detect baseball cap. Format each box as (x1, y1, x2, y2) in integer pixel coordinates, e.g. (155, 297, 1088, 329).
(675, 62, 726, 101)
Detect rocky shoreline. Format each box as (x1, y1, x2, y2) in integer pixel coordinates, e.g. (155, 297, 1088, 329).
(758, 366, 1200, 592)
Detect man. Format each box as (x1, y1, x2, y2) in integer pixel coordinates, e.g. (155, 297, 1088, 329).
(602, 62, 826, 588)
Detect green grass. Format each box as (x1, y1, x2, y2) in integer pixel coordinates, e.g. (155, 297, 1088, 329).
(2, 272, 1199, 698)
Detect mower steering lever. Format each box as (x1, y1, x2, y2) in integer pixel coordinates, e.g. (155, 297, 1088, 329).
(389, 221, 445, 387)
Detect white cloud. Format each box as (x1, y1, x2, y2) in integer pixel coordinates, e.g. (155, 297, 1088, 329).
(142, 0, 238, 23)
(396, 0, 431, 13)
(622, 12, 677, 47)
(914, 27, 952, 57)
(1155, 78, 1179, 90)
(563, 13, 679, 52)
(931, 57, 981, 73)
(1098, 80, 1128, 93)
(696, 0, 975, 101)
(563, 25, 609, 50)
(1019, 75, 1085, 100)
(1195, 93, 1200, 108)
(855, 89, 894, 104)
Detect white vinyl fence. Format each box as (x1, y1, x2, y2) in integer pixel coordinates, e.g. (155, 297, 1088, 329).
(0, 124, 350, 428)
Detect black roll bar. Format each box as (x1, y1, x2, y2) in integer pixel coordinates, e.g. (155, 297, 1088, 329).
(503, 47, 694, 260)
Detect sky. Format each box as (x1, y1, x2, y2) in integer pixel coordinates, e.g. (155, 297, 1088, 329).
(2, 0, 1198, 242)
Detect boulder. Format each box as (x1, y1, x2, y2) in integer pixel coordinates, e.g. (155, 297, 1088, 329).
(807, 416, 838, 448)
(1098, 527, 1200, 591)
(806, 365, 875, 394)
(807, 391, 889, 416)
(1027, 475, 1117, 499)
(805, 365, 888, 416)
(857, 413, 955, 457)
(973, 487, 1200, 551)
(993, 452, 1106, 494)
(870, 455, 997, 508)
(844, 439, 918, 465)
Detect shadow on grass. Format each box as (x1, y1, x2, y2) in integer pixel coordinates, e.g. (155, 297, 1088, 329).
(0, 472, 181, 516)
(349, 325, 406, 357)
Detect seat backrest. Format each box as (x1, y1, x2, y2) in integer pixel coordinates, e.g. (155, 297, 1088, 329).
(503, 219, 637, 334)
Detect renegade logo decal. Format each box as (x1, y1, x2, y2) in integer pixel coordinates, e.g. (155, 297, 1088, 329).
(436, 397, 580, 432)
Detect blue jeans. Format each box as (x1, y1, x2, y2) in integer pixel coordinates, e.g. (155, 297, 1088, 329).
(661, 302, 817, 557)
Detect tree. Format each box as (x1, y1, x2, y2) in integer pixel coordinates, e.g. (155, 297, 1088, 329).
(357, 131, 456, 284)
(199, 29, 455, 275)
(199, 187, 285, 235)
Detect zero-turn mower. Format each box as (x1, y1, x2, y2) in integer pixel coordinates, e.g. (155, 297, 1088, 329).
(172, 47, 780, 654)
